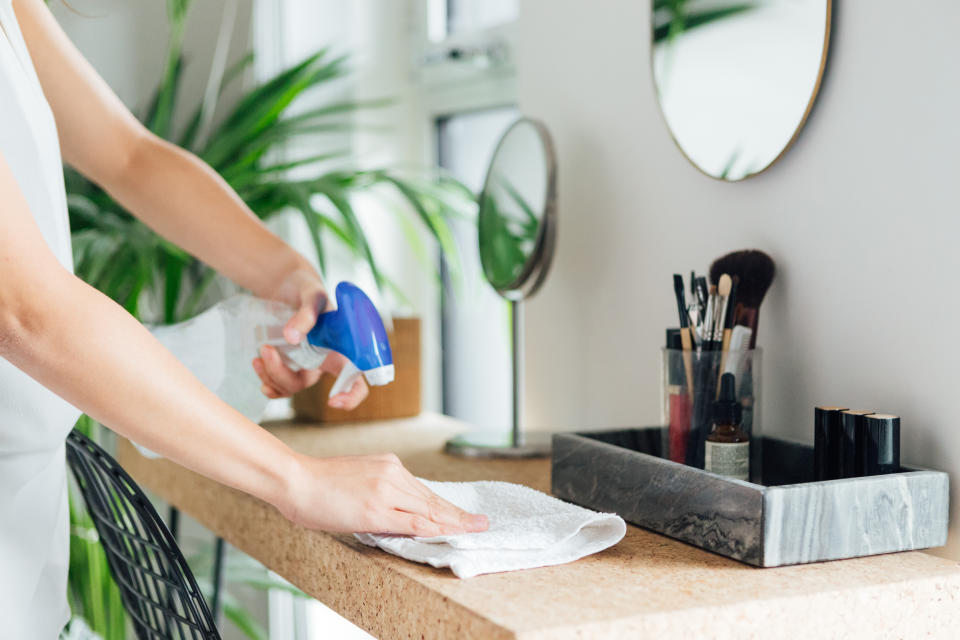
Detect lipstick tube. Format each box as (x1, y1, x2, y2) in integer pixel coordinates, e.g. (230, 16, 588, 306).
(814, 406, 847, 481)
(862, 414, 900, 475)
(840, 410, 873, 478)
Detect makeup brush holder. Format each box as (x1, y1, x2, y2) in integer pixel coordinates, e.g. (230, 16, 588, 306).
(660, 347, 761, 481)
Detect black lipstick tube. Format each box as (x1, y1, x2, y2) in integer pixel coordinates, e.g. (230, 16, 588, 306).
(840, 410, 874, 478)
(814, 406, 848, 481)
(862, 414, 900, 475)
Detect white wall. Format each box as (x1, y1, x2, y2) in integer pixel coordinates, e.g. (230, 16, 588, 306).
(518, 1, 960, 559)
(51, 0, 253, 135)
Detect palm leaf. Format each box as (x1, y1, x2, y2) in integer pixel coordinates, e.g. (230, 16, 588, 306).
(313, 176, 384, 288)
(653, 3, 758, 43)
(369, 172, 462, 284)
(220, 51, 255, 94)
(180, 52, 255, 151)
(144, 55, 183, 138)
(285, 183, 327, 276)
(163, 253, 186, 323)
(202, 52, 349, 168)
(224, 150, 348, 186)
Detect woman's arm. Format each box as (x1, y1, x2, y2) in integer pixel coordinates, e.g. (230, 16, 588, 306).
(16, 0, 292, 299)
(12, 0, 362, 406)
(0, 150, 487, 536)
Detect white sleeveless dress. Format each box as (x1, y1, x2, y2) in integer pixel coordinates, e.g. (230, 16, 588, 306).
(0, 2, 83, 637)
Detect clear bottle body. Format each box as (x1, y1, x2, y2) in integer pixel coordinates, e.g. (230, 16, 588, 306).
(149, 295, 324, 423)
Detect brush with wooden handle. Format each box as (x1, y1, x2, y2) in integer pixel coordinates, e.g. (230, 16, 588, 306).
(716, 275, 737, 387)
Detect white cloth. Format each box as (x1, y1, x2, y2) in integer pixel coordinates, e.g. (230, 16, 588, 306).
(355, 479, 626, 579)
(0, 2, 81, 637)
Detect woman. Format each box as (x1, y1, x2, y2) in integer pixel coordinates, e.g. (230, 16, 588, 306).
(0, 1, 488, 635)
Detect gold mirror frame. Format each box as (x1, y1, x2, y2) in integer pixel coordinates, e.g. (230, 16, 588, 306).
(651, 1, 833, 181)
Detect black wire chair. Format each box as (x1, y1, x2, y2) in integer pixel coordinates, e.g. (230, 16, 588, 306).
(66, 429, 221, 640)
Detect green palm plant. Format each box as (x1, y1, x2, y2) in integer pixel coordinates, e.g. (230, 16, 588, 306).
(652, 0, 758, 44)
(68, 3, 468, 325)
(67, 417, 127, 640)
(65, 1, 472, 638)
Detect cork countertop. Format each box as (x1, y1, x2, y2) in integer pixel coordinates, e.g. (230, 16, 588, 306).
(117, 413, 960, 639)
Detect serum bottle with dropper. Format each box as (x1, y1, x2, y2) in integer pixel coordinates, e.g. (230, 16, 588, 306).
(705, 372, 750, 481)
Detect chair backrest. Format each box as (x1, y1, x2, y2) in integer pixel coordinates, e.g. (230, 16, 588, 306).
(66, 429, 220, 640)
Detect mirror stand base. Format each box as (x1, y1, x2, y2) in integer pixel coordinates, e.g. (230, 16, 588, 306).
(443, 430, 552, 458)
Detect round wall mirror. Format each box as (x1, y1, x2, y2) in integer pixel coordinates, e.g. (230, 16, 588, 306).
(652, 0, 832, 181)
(445, 117, 558, 458)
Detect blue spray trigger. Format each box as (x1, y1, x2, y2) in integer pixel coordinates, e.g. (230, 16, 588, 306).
(306, 282, 394, 397)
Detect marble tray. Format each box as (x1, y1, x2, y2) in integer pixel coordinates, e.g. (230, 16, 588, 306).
(550, 428, 949, 567)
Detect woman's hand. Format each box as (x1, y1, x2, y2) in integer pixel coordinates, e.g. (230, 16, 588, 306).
(281, 452, 490, 537)
(251, 267, 370, 410)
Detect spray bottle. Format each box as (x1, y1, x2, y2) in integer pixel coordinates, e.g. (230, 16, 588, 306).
(147, 281, 393, 429)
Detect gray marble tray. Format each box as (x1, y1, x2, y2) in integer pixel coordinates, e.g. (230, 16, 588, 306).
(551, 428, 949, 567)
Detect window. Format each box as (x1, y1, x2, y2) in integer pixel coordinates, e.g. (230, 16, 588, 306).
(429, 0, 518, 41)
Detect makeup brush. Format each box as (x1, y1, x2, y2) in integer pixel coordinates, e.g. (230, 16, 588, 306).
(693, 276, 708, 345)
(709, 250, 775, 348)
(690, 271, 704, 330)
(712, 275, 732, 351)
(704, 284, 718, 350)
(695, 277, 709, 317)
(720, 275, 738, 352)
(710, 275, 734, 393)
(717, 275, 738, 386)
(690, 281, 721, 468)
(673, 274, 695, 397)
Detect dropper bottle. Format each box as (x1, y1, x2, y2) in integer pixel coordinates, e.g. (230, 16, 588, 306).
(705, 372, 750, 481)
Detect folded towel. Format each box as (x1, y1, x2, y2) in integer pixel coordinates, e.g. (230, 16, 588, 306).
(354, 479, 626, 578)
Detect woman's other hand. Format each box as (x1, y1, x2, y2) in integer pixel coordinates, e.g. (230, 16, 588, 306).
(251, 267, 369, 409)
(281, 452, 490, 537)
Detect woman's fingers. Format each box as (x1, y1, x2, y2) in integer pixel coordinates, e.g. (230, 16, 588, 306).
(379, 463, 488, 533)
(283, 287, 327, 345)
(382, 486, 466, 536)
(252, 357, 284, 398)
(255, 344, 365, 405)
(419, 491, 488, 532)
(261, 384, 282, 399)
(286, 453, 490, 536)
(374, 511, 448, 538)
(391, 464, 487, 531)
(329, 375, 368, 410)
(323, 352, 368, 409)
(256, 346, 323, 397)
(259, 345, 303, 395)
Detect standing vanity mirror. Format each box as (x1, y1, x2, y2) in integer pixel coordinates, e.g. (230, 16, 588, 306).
(445, 117, 557, 458)
(652, 0, 832, 180)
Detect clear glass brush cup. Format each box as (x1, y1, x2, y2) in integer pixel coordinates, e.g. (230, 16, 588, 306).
(659, 347, 762, 482)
